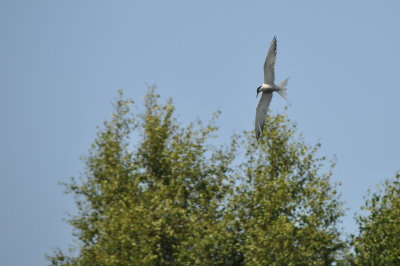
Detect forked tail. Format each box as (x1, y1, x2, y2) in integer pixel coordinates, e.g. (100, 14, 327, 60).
(277, 77, 290, 100)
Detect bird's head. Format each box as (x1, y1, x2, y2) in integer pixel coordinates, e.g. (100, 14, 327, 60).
(256, 86, 262, 97)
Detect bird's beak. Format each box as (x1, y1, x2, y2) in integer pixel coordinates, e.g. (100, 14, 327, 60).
(256, 91, 259, 98)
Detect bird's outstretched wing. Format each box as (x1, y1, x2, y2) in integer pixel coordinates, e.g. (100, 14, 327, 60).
(263, 36, 277, 85)
(255, 92, 273, 140)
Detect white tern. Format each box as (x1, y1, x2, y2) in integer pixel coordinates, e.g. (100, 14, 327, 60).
(255, 36, 289, 141)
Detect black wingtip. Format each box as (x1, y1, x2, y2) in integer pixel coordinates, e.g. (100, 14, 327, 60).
(269, 36, 277, 52)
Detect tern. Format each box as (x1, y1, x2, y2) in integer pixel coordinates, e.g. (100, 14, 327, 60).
(255, 36, 289, 141)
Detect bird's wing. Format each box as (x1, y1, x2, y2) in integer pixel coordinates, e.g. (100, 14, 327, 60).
(255, 92, 273, 140)
(263, 36, 277, 85)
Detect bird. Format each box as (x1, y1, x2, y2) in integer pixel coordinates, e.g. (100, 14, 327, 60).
(255, 36, 289, 141)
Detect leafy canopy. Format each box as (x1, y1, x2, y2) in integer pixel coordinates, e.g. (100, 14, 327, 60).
(48, 87, 345, 265)
(350, 173, 400, 265)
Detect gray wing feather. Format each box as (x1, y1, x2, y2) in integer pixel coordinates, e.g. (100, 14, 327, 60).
(255, 92, 273, 140)
(263, 36, 277, 85)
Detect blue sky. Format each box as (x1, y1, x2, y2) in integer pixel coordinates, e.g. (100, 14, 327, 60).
(1, 0, 400, 265)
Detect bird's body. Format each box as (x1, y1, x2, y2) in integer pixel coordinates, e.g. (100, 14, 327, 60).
(260, 83, 279, 93)
(255, 36, 289, 141)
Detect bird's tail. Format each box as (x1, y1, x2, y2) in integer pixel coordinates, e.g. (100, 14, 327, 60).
(277, 77, 289, 101)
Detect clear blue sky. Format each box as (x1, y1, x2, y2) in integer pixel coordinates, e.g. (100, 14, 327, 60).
(1, 0, 399, 265)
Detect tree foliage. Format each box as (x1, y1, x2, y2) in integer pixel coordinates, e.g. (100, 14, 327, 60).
(47, 87, 345, 265)
(230, 114, 344, 265)
(349, 173, 400, 265)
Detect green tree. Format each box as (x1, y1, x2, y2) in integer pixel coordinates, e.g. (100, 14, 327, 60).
(349, 173, 400, 265)
(228, 113, 345, 265)
(47, 87, 345, 265)
(47, 87, 238, 265)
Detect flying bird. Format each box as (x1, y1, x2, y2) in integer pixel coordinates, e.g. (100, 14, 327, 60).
(255, 36, 289, 141)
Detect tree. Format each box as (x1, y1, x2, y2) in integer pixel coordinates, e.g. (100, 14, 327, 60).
(349, 173, 400, 265)
(227, 113, 345, 265)
(47, 87, 345, 265)
(47, 87, 238, 265)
